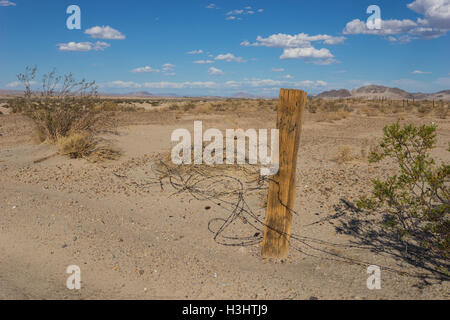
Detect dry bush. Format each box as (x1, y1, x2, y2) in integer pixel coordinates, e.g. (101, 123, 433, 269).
(15, 67, 119, 161)
(359, 106, 379, 117)
(57, 132, 96, 159)
(57, 132, 120, 162)
(15, 67, 114, 141)
(183, 102, 196, 112)
(435, 105, 448, 119)
(316, 110, 349, 122)
(417, 104, 432, 116)
(192, 103, 214, 114)
(334, 145, 356, 164)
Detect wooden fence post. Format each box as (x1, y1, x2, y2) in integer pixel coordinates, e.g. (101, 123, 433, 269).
(261, 89, 307, 259)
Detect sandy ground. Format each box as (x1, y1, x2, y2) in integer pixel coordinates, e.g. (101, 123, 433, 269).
(0, 107, 449, 300)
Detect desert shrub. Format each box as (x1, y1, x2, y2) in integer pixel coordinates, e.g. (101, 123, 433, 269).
(57, 132, 96, 158)
(96, 100, 120, 111)
(357, 122, 449, 257)
(316, 110, 349, 122)
(335, 145, 355, 164)
(169, 104, 179, 110)
(306, 102, 318, 113)
(57, 132, 120, 161)
(435, 105, 448, 119)
(15, 66, 110, 141)
(183, 102, 196, 111)
(417, 104, 432, 115)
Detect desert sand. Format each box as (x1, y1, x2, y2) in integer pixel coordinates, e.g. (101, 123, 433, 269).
(0, 99, 449, 300)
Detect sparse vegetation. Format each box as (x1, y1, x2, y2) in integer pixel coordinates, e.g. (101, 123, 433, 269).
(12, 66, 117, 161)
(335, 145, 356, 164)
(357, 122, 449, 258)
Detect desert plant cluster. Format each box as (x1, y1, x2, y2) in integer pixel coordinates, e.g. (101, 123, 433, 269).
(357, 122, 449, 258)
(5, 67, 119, 161)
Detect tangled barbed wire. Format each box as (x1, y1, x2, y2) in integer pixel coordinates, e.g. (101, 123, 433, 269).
(131, 152, 448, 280)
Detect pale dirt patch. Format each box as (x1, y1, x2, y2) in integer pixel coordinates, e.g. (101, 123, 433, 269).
(0, 105, 448, 299)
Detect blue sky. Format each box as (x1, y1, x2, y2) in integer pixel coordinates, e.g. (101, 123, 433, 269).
(1, 0, 449, 96)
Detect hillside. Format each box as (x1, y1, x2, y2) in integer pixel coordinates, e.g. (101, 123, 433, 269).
(316, 85, 450, 101)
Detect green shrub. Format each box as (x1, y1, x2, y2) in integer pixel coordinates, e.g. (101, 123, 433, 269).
(357, 122, 449, 257)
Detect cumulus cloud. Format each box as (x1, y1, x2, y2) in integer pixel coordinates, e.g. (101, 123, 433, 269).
(193, 60, 214, 64)
(208, 67, 224, 75)
(131, 66, 160, 73)
(408, 0, 450, 29)
(411, 70, 432, 74)
(241, 33, 344, 65)
(57, 41, 110, 52)
(280, 47, 334, 59)
(0, 0, 16, 6)
(343, 0, 450, 40)
(187, 49, 203, 55)
(101, 81, 217, 89)
(223, 78, 327, 88)
(85, 26, 126, 40)
(225, 7, 264, 20)
(242, 33, 346, 48)
(162, 63, 175, 75)
(215, 53, 246, 63)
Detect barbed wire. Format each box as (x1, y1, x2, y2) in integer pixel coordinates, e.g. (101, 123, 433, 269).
(135, 156, 449, 281)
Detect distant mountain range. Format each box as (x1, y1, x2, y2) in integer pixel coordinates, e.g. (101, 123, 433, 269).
(231, 92, 261, 99)
(315, 85, 450, 101)
(1, 85, 449, 101)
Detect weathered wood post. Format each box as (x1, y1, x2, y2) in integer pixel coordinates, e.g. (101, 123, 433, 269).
(261, 89, 307, 259)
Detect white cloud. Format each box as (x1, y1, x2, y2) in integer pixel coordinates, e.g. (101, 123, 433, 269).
(187, 49, 203, 55)
(242, 33, 346, 48)
(281, 47, 334, 59)
(434, 77, 450, 86)
(206, 4, 217, 9)
(102, 81, 141, 89)
(408, 0, 450, 29)
(162, 63, 175, 75)
(282, 74, 294, 79)
(241, 33, 343, 65)
(343, 0, 450, 41)
(208, 67, 224, 75)
(411, 70, 432, 74)
(0, 0, 16, 6)
(215, 53, 246, 63)
(131, 66, 160, 73)
(193, 60, 214, 64)
(226, 9, 244, 15)
(6, 80, 36, 88)
(101, 81, 217, 89)
(271, 68, 285, 72)
(57, 41, 110, 52)
(85, 26, 125, 40)
(280, 47, 335, 65)
(225, 7, 264, 20)
(224, 78, 327, 88)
